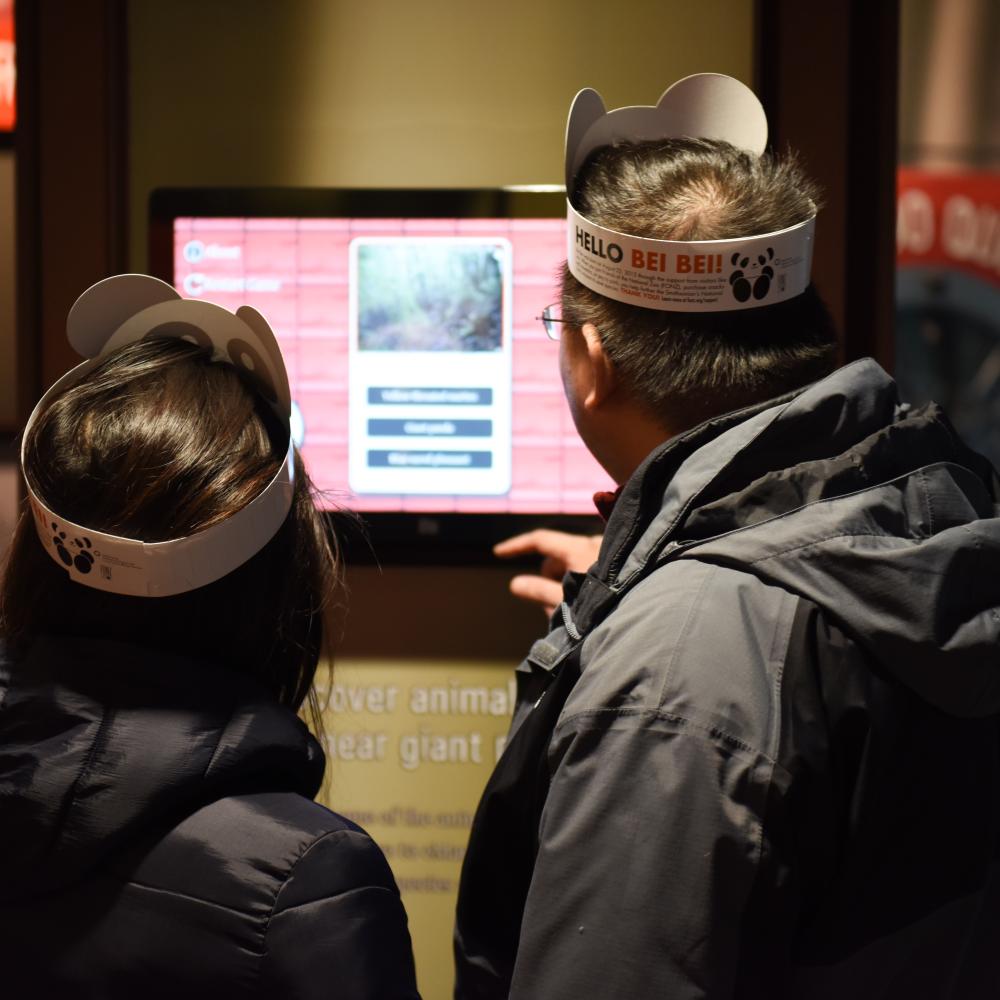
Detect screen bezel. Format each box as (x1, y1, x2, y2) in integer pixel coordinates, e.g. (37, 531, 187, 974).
(149, 187, 603, 564)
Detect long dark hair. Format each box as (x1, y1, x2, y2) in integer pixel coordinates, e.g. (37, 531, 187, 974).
(1, 337, 343, 730)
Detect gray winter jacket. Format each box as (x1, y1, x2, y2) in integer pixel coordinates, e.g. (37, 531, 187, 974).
(455, 359, 1000, 999)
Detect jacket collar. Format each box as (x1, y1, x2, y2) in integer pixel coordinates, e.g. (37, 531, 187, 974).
(570, 360, 902, 633)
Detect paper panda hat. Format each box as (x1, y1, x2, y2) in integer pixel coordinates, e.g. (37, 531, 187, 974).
(22, 274, 295, 598)
(565, 73, 816, 312)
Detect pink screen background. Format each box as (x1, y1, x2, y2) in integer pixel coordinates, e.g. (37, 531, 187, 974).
(172, 217, 613, 514)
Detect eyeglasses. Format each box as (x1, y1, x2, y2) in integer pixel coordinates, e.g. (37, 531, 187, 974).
(536, 304, 568, 341)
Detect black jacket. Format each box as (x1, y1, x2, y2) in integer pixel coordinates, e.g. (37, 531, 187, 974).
(0, 635, 420, 999)
(456, 360, 1000, 999)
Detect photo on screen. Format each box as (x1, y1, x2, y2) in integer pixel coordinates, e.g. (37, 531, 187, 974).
(348, 237, 513, 497)
(355, 240, 506, 353)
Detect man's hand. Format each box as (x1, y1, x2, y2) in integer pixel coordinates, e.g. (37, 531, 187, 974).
(494, 530, 603, 616)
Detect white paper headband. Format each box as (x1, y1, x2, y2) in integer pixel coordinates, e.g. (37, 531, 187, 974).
(22, 275, 296, 597)
(564, 73, 816, 312)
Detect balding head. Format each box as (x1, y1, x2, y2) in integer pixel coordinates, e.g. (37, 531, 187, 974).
(561, 138, 837, 430)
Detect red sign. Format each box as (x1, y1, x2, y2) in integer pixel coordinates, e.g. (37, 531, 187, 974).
(897, 168, 1000, 286)
(0, 0, 13, 131)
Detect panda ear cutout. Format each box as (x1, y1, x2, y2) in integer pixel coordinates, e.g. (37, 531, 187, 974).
(64, 278, 292, 424)
(235, 306, 291, 416)
(653, 74, 768, 156)
(564, 74, 768, 202)
(67, 274, 181, 358)
(565, 88, 608, 192)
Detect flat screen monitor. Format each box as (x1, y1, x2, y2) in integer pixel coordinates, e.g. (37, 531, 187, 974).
(149, 189, 608, 561)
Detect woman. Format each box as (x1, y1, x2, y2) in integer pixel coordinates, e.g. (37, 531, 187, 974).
(0, 275, 420, 998)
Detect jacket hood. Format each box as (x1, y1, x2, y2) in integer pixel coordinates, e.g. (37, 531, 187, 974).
(581, 360, 1000, 718)
(0, 635, 324, 902)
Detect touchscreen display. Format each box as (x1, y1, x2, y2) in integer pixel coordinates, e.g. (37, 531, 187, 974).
(171, 215, 612, 514)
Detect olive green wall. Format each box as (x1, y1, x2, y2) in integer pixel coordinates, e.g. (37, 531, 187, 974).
(128, 0, 754, 267)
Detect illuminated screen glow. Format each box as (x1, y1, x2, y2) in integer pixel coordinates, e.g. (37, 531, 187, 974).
(0, 0, 14, 132)
(172, 217, 612, 514)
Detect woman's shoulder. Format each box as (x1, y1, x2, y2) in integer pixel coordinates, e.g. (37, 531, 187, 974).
(106, 792, 420, 996)
(109, 791, 397, 915)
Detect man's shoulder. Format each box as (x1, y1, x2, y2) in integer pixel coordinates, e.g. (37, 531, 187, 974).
(565, 558, 801, 760)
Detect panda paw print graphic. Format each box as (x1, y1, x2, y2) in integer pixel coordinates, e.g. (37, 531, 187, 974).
(51, 523, 95, 574)
(729, 248, 775, 303)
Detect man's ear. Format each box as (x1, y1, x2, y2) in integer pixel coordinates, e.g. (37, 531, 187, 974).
(581, 322, 616, 409)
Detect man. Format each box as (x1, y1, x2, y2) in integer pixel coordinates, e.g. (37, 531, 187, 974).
(454, 75, 1000, 999)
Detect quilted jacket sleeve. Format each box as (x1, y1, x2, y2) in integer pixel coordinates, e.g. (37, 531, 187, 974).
(260, 828, 420, 1000)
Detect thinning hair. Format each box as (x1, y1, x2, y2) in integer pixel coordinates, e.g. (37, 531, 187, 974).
(562, 137, 838, 429)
